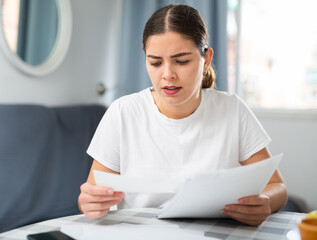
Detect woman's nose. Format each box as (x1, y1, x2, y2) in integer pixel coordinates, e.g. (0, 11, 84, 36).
(162, 64, 176, 80)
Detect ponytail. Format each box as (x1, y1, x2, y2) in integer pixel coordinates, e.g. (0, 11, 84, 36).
(202, 65, 216, 89)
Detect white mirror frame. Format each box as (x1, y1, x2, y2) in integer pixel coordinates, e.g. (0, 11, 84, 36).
(0, 0, 72, 77)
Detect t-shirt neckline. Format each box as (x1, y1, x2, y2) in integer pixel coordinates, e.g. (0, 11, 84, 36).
(145, 87, 204, 125)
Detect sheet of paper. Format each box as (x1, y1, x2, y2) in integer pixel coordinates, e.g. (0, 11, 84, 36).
(93, 170, 181, 193)
(158, 153, 282, 218)
(61, 223, 218, 240)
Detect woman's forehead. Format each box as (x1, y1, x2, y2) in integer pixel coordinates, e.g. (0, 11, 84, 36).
(145, 32, 198, 55)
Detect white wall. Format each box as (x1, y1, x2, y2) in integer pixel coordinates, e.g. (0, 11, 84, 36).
(0, 0, 122, 106)
(255, 109, 317, 212)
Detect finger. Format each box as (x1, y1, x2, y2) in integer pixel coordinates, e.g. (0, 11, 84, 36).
(238, 194, 270, 206)
(228, 213, 264, 227)
(84, 209, 110, 219)
(81, 199, 122, 213)
(224, 204, 271, 215)
(81, 183, 124, 196)
(222, 209, 268, 225)
(113, 192, 125, 199)
(80, 183, 113, 196)
(79, 192, 125, 204)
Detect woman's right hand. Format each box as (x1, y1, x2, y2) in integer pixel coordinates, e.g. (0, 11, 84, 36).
(78, 182, 125, 219)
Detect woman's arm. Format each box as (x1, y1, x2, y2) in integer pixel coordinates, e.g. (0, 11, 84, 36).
(78, 160, 125, 218)
(241, 148, 288, 212)
(86, 159, 119, 184)
(222, 147, 288, 226)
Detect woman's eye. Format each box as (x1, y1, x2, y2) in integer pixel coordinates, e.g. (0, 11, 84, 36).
(176, 60, 190, 65)
(150, 62, 162, 67)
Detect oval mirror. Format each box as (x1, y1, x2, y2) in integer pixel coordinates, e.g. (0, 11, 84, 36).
(0, 0, 72, 76)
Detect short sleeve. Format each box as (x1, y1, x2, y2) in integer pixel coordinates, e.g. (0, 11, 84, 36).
(87, 100, 121, 172)
(237, 96, 271, 161)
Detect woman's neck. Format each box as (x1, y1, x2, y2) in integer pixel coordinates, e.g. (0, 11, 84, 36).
(151, 90, 202, 120)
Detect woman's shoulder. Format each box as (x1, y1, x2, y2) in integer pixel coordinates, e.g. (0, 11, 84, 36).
(202, 88, 241, 105)
(202, 89, 256, 118)
(109, 88, 151, 113)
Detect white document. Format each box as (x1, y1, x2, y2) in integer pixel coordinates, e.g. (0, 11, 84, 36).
(61, 223, 218, 240)
(93, 154, 282, 218)
(158, 153, 282, 218)
(94, 170, 181, 193)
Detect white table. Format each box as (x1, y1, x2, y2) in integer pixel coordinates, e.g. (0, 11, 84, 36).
(0, 208, 305, 240)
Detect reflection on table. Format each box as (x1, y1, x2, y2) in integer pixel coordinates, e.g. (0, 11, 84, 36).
(0, 208, 305, 240)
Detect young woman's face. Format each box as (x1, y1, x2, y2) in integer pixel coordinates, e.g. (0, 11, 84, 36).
(145, 31, 211, 112)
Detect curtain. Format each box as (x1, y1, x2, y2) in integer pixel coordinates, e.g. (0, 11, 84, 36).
(113, 0, 227, 99)
(17, 0, 58, 66)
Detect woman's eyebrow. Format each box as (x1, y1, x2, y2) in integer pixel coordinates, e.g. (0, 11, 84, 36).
(171, 52, 192, 58)
(146, 52, 193, 59)
(146, 55, 162, 59)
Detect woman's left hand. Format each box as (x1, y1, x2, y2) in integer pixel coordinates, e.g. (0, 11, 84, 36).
(222, 194, 271, 226)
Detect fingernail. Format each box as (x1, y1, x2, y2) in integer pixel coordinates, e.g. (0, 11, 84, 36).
(107, 189, 114, 195)
(225, 205, 231, 210)
(238, 199, 244, 204)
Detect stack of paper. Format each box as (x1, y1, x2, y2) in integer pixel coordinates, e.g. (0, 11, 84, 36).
(94, 154, 282, 218)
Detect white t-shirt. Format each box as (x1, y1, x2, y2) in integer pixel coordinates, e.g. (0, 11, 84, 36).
(87, 87, 271, 209)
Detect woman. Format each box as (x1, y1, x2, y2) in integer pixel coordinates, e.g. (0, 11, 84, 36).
(78, 4, 287, 226)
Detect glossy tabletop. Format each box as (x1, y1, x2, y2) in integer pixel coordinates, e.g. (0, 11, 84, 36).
(0, 208, 305, 240)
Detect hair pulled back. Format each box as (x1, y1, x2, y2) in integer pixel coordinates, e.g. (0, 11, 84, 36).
(143, 4, 216, 89)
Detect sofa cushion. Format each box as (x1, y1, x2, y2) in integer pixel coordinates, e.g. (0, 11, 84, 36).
(0, 104, 105, 233)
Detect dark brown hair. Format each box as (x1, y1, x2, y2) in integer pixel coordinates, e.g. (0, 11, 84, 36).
(143, 4, 216, 88)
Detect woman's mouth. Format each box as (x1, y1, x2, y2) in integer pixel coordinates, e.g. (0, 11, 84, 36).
(162, 86, 182, 95)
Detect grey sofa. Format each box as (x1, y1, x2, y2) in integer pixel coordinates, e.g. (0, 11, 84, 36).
(0, 104, 105, 233)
